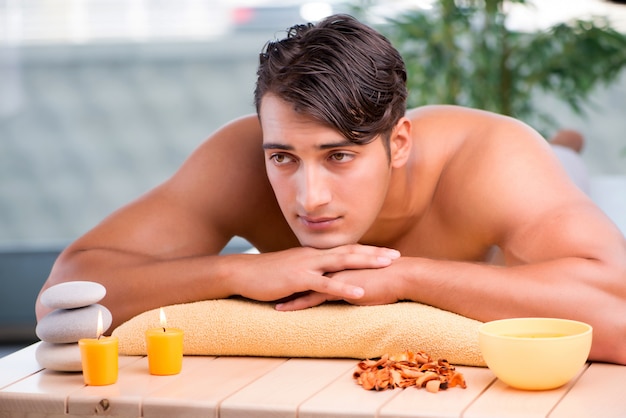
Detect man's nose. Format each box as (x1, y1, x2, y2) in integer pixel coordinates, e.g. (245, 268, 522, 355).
(296, 165, 332, 212)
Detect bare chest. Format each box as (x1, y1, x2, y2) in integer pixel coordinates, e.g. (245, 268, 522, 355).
(378, 214, 494, 262)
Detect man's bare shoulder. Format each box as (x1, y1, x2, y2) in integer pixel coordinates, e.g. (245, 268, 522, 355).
(73, 115, 294, 256)
(168, 114, 294, 247)
(188, 114, 262, 159)
(406, 104, 521, 131)
(401, 105, 611, 262)
(405, 104, 547, 160)
(170, 114, 269, 213)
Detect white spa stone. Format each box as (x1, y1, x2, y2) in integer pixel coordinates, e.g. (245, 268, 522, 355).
(36, 304, 113, 344)
(40, 280, 106, 309)
(35, 342, 82, 372)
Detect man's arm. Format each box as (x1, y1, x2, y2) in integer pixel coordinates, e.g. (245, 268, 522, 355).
(36, 116, 399, 330)
(395, 205, 626, 365)
(36, 115, 266, 330)
(419, 117, 626, 366)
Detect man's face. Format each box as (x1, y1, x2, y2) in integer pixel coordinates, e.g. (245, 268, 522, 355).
(260, 95, 393, 249)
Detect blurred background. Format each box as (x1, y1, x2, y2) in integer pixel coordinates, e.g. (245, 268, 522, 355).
(1, 0, 625, 354)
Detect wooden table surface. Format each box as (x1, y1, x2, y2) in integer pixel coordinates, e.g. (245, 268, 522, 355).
(1, 342, 625, 417)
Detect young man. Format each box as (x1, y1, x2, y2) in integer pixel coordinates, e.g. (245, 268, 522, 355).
(36, 15, 626, 364)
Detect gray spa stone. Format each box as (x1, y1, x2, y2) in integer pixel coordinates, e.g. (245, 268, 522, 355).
(36, 304, 113, 343)
(40, 281, 106, 309)
(35, 342, 82, 372)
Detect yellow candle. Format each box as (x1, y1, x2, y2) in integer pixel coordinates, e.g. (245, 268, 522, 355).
(145, 308, 183, 375)
(78, 309, 118, 386)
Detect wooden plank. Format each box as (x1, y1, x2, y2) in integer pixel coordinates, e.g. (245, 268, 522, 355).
(378, 366, 496, 418)
(463, 364, 589, 418)
(0, 368, 85, 415)
(0, 344, 136, 417)
(0, 355, 140, 415)
(66, 355, 191, 417)
(298, 366, 401, 418)
(3, 349, 625, 418)
(0, 343, 43, 389)
(549, 363, 626, 418)
(142, 356, 287, 418)
(0, 412, 75, 418)
(219, 358, 356, 418)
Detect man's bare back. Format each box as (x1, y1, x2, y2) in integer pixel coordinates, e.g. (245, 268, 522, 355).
(36, 15, 626, 365)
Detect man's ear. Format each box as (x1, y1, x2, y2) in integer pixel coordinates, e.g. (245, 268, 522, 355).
(389, 117, 412, 168)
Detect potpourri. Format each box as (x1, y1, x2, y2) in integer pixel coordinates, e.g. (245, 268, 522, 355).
(353, 350, 467, 393)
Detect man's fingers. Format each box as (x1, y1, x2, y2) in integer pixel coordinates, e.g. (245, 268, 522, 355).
(336, 244, 401, 259)
(306, 272, 364, 301)
(320, 250, 398, 272)
(275, 292, 329, 311)
(291, 245, 398, 301)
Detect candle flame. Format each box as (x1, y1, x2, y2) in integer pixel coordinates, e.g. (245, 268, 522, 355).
(159, 307, 167, 330)
(96, 309, 103, 339)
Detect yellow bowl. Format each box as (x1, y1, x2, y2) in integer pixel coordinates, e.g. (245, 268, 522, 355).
(478, 318, 592, 390)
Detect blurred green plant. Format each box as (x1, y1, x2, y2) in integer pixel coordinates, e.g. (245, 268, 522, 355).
(352, 0, 626, 135)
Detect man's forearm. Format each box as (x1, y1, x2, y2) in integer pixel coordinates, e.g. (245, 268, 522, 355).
(398, 256, 626, 364)
(36, 244, 400, 333)
(36, 248, 234, 332)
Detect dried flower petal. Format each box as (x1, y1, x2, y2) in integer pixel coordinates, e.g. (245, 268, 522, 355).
(353, 350, 466, 393)
(426, 379, 441, 393)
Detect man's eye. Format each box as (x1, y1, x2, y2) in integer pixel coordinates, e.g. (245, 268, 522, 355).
(270, 154, 292, 165)
(330, 152, 353, 162)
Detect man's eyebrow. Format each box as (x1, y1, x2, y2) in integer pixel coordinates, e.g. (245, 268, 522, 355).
(262, 143, 293, 151)
(318, 140, 357, 150)
(262, 140, 357, 151)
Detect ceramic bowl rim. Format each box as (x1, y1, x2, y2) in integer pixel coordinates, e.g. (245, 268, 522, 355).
(478, 317, 593, 341)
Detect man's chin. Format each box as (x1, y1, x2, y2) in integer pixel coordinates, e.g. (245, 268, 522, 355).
(296, 234, 358, 250)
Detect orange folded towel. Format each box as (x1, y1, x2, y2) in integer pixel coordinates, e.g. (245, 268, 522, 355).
(112, 299, 485, 366)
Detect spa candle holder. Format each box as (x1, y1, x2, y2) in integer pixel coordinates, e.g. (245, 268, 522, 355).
(146, 308, 183, 375)
(79, 309, 119, 385)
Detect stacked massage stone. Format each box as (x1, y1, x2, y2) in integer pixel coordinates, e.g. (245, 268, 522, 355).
(35, 281, 113, 372)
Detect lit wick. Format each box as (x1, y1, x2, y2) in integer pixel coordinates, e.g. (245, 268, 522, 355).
(159, 307, 167, 332)
(96, 309, 104, 340)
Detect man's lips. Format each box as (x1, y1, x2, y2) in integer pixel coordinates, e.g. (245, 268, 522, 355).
(298, 215, 341, 230)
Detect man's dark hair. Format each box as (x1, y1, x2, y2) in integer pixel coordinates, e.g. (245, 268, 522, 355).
(254, 14, 407, 147)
